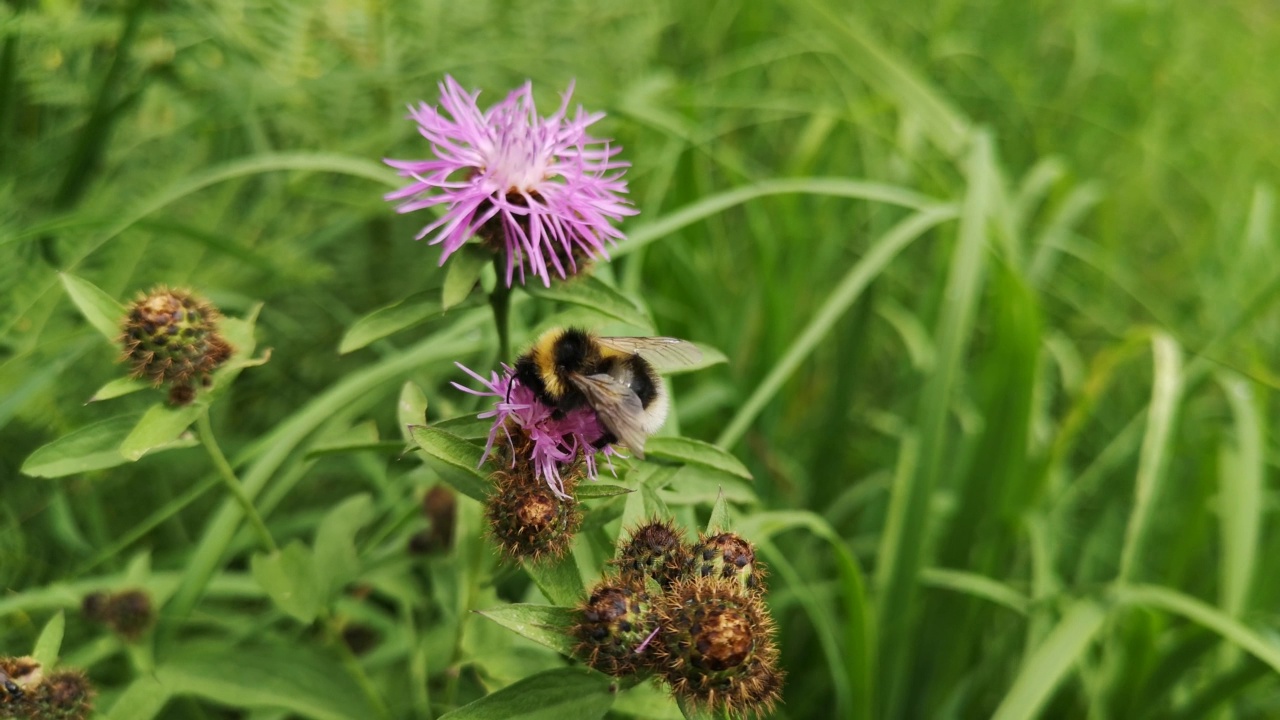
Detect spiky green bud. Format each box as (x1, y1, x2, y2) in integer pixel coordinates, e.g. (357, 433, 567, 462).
(118, 287, 232, 403)
(655, 577, 783, 717)
(686, 532, 765, 593)
(573, 580, 659, 677)
(615, 519, 691, 590)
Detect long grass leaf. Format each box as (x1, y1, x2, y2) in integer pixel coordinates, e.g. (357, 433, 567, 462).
(619, 178, 942, 258)
(990, 601, 1107, 720)
(1216, 373, 1262, 617)
(716, 203, 959, 449)
(1117, 333, 1184, 582)
(1116, 585, 1280, 673)
(876, 132, 995, 716)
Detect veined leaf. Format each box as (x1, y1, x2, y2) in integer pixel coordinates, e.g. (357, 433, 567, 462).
(645, 437, 751, 480)
(60, 272, 125, 342)
(437, 667, 614, 720)
(475, 604, 578, 657)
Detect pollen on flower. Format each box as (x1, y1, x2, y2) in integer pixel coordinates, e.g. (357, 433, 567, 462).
(384, 75, 636, 287)
(452, 362, 618, 499)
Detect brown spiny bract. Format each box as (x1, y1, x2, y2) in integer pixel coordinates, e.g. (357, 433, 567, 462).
(485, 469, 582, 562)
(109, 590, 154, 640)
(615, 518, 691, 590)
(81, 589, 154, 641)
(686, 532, 766, 593)
(118, 287, 232, 400)
(0, 657, 95, 720)
(655, 577, 783, 717)
(572, 580, 659, 677)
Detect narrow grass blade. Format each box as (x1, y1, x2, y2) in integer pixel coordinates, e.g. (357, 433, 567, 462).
(1117, 333, 1183, 583)
(717, 203, 959, 449)
(1116, 584, 1280, 673)
(619, 178, 942, 258)
(990, 601, 1107, 720)
(799, 0, 971, 155)
(876, 133, 995, 715)
(919, 568, 1030, 616)
(1216, 374, 1262, 617)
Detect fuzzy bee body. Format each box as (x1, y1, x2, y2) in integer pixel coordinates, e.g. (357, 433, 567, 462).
(512, 327, 700, 458)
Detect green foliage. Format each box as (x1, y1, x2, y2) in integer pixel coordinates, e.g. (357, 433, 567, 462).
(5, 0, 1280, 718)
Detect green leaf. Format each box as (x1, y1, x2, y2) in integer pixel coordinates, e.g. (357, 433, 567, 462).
(398, 381, 429, 442)
(251, 541, 322, 623)
(645, 437, 751, 480)
(32, 611, 65, 667)
(991, 601, 1107, 720)
(433, 413, 494, 440)
(105, 676, 171, 720)
(155, 641, 378, 720)
(443, 245, 492, 310)
(676, 695, 723, 720)
(60, 272, 125, 342)
(21, 414, 142, 478)
(88, 376, 150, 403)
(575, 483, 635, 499)
(524, 550, 585, 606)
(705, 488, 731, 535)
(313, 494, 374, 599)
(525, 276, 653, 331)
(437, 667, 614, 720)
(408, 425, 490, 502)
(305, 420, 387, 457)
(118, 403, 204, 461)
(475, 604, 578, 657)
(339, 291, 442, 354)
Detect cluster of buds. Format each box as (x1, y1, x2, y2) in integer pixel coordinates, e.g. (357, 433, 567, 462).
(0, 656, 94, 720)
(82, 589, 154, 641)
(118, 286, 232, 405)
(483, 434, 583, 562)
(573, 520, 782, 718)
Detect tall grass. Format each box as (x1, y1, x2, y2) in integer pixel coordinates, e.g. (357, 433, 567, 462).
(4, 0, 1280, 718)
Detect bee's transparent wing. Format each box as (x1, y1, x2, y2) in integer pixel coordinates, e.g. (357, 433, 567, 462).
(596, 336, 703, 374)
(568, 372, 649, 459)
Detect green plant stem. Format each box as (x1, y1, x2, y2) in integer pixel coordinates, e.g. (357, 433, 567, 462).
(490, 256, 512, 361)
(196, 411, 277, 554)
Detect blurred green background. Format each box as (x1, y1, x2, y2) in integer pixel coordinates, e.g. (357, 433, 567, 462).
(4, 0, 1280, 718)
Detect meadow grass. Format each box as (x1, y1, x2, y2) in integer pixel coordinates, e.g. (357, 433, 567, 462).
(3, 0, 1280, 718)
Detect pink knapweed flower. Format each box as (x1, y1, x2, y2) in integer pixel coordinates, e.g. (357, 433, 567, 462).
(453, 363, 617, 499)
(385, 76, 636, 287)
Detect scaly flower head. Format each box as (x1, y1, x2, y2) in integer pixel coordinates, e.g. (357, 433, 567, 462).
(385, 76, 636, 287)
(453, 363, 619, 499)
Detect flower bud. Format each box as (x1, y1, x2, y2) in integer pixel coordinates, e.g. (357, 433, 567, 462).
(119, 287, 232, 400)
(485, 469, 581, 562)
(686, 532, 765, 593)
(572, 580, 659, 677)
(655, 577, 783, 716)
(81, 589, 154, 641)
(0, 657, 95, 720)
(615, 519, 691, 590)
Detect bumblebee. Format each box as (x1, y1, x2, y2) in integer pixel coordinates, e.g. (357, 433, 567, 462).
(512, 327, 702, 458)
